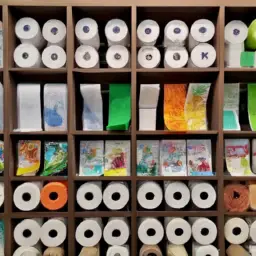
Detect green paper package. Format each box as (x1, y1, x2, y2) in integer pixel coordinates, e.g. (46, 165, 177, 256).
(41, 142, 68, 176)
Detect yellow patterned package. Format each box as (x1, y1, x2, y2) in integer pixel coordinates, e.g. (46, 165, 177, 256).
(184, 83, 211, 130)
(164, 84, 187, 131)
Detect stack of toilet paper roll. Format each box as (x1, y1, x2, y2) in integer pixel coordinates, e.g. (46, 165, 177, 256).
(14, 17, 67, 68)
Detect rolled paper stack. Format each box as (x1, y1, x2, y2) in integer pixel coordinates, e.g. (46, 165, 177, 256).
(139, 245, 162, 256)
(249, 183, 256, 210)
(78, 245, 100, 256)
(226, 244, 250, 256)
(43, 247, 64, 256)
(166, 244, 188, 256)
(106, 245, 129, 256)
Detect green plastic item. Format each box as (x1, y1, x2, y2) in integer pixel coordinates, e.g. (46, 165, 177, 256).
(107, 84, 131, 130)
(246, 19, 256, 50)
(248, 83, 256, 131)
(223, 110, 240, 130)
(240, 51, 255, 67)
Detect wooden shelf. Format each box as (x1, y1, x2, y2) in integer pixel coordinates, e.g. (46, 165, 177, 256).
(10, 131, 68, 135)
(137, 68, 219, 73)
(9, 68, 67, 74)
(136, 176, 218, 181)
(75, 211, 132, 217)
(225, 212, 256, 216)
(137, 211, 218, 217)
(224, 175, 256, 181)
(136, 130, 218, 135)
(225, 68, 256, 72)
(73, 68, 131, 73)
(73, 131, 131, 136)
(224, 131, 256, 137)
(11, 212, 69, 218)
(75, 176, 132, 181)
(11, 176, 68, 181)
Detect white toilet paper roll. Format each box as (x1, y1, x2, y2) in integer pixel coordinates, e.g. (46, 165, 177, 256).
(75, 218, 102, 246)
(106, 45, 130, 68)
(15, 17, 45, 49)
(246, 218, 256, 243)
(13, 246, 42, 256)
(225, 42, 244, 67)
(43, 19, 66, 48)
(14, 44, 42, 68)
(42, 45, 66, 69)
(75, 18, 100, 50)
(103, 182, 129, 210)
(41, 218, 67, 247)
(189, 181, 216, 209)
(14, 218, 42, 246)
(13, 182, 42, 211)
(192, 243, 219, 256)
(77, 182, 102, 210)
(107, 245, 129, 256)
(165, 217, 192, 245)
(138, 218, 164, 245)
(225, 218, 249, 244)
(164, 20, 189, 47)
(164, 47, 189, 68)
(137, 20, 160, 46)
(75, 45, 99, 68)
(190, 217, 217, 245)
(137, 181, 163, 210)
(190, 43, 216, 68)
(164, 181, 190, 209)
(225, 20, 248, 44)
(105, 19, 130, 46)
(0, 83, 3, 130)
(138, 46, 161, 68)
(0, 183, 3, 208)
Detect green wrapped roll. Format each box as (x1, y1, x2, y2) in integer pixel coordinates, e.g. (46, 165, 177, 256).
(246, 19, 256, 50)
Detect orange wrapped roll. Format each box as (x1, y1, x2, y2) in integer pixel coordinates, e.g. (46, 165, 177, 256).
(41, 182, 68, 210)
(224, 184, 249, 212)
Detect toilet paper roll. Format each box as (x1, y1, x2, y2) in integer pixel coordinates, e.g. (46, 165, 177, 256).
(139, 109, 157, 131)
(75, 18, 100, 49)
(137, 20, 160, 46)
(107, 245, 129, 256)
(75, 45, 99, 68)
(76, 218, 103, 247)
(106, 45, 130, 68)
(189, 181, 216, 209)
(138, 46, 161, 68)
(79, 245, 100, 256)
(42, 45, 66, 69)
(245, 218, 256, 243)
(0, 183, 3, 208)
(166, 244, 188, 256)
(43, 19, 66, 48)
(225, 20, 248, 44)
(164, 47, 189, 68)
(103, 182, 129, 210)
(15, 17, 45, 49)
(105, 19, 130, 46)
(138, 218, 164, 245)
(190, 43, 216, 68)
(140, 245, 162, 256)
(225, 217, 249, 244)
(225, 43, 244, 67)
(164, 20, 189, 47)
(165, 217, 192, 245)
(41, 218, 67, 247)
(14, 43, 42, 68)
(13, 246, 42, 256)
(14, 218, 42, 246)
(226, 244, 250, 256)
(137, 181, 163, 209)
(13, 182, 42, 211)
(77, 182, 102, 210)
(43, 247, 64, 256)
(164, 181, 190, 209)
(103, 217, 130, 246)
(190, 217, 217, 245)
(192, 243, 219, 256)
(0, 83, 3, 131)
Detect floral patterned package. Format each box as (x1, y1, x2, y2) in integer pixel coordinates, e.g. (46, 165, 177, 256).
(16, 140, 41, 176)
(187, 140, 213, 176)
(160, 140, 187, 176)
(0, 141, 4, 174)
(137, 140, 159, 176)
(79, 141, 104, 176)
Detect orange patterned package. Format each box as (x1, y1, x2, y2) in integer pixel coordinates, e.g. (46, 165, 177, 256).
(164, 84, 187, 131)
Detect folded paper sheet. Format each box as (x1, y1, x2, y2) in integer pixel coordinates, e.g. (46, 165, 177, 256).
(139, 109, 157, 131)
(248, 84, 256, 131)
(164, 84, 187, 131)
(107, 84, 131, 130)
(185, 83, 211, 130)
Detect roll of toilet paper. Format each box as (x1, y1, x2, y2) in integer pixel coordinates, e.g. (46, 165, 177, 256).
(15, 17, 45, 49)
(14, 44, 42, 68)
(166, 244, 188, 256)
(0, 183, 3, 208)
(42, 45, 66, 69)
(43, 19, 66, 48)
(0, 83, 3, 131)
(103, 217, 130, 246)
(246, 218, 256, 243)
(140, 245, 162, 256)
(75, 18, 100, 50)
(14, 218, 42, 246)
(138, 46, 161, 68)
(107, 245, 129, 256)
(188, 19, 215, 51)
(76, 218, 103, 247)
(106, 45, 130, 68)
(103, 182, 129, 210)
(225, 42, 244, 67)
(138, 218, 164, 245)
(41, 218, 67, 247)
(164, 47, 188, 68)
(75, 45, 99, 68)
(192, 243, 219, 256)
(190, 43, 216, 68)
(137, 181, 163, 209)
(190, 217, 217, 245)
(225, 20, 248, 44)
(164, 181, 190, 209)
(77, 181, 102, 210)
(13, 182, 42, 211)
(13, 246, 42, 256)
(105, 19, 130, 46)
(189, 181, 216, 209)
(137, 20, 160, 46)
(164, 20, 189, 47)
(165, 217, 192, 245)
